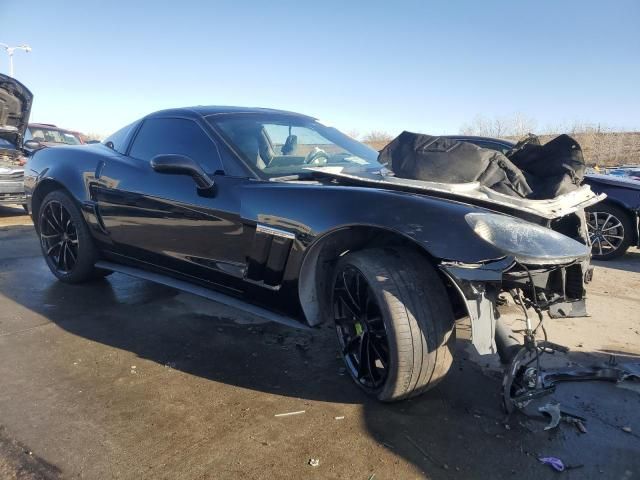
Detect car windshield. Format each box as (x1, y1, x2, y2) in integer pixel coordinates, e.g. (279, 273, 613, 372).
(208, 114, 381, 178)
(28, 127, 81, 145)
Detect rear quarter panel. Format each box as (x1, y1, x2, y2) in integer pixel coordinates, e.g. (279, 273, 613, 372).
(24, 144, 116, 236)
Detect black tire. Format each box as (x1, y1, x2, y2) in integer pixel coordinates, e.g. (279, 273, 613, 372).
(331, 247, 455, 402)
(38, 190, 103, 283)
(586, 203, 633, 260)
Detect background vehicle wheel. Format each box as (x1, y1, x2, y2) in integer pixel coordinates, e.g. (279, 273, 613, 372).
(586, 203, 633, 260)
(331, 248, 455, 402)
(38, 190, 103, 283)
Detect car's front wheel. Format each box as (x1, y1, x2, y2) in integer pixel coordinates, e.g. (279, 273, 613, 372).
(586, 203, 633, 260)
(331, 248, 455, 402)
(38, 190, 106, 283)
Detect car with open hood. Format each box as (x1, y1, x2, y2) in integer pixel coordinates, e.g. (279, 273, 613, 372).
(24, 107, 602, 401)
(0, 74, 32, 208)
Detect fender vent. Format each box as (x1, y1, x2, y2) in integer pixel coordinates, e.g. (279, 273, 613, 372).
(246, 224, 295, 287)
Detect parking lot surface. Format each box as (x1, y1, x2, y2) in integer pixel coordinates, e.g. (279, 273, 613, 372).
(1, 204, 639, 479)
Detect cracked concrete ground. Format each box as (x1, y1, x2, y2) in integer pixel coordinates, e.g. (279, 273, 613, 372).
(1, 204, 639, 479)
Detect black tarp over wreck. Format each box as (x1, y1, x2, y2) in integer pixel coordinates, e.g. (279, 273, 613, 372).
(378, 132, 586, 200)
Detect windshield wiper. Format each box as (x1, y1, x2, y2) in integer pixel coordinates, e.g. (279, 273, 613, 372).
(268, 171, 327, 182)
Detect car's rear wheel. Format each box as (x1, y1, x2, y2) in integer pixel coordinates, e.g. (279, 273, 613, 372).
(38, 190, 106, 283)
(331, 248, 455, 402)
(586, 203, 633, 260)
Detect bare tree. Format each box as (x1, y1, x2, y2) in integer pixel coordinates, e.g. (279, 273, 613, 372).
(346, 129, 361, 140)
(362, 130, 394, 144)
(84, 131, 106, 142)
(459, 113, 536, 138)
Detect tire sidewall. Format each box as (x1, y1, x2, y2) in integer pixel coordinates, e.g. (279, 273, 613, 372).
(331, 255, 399, 399)
(38, 190, 97, 283)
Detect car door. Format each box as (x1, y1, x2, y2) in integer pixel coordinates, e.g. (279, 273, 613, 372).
(93, 116, 254, 292)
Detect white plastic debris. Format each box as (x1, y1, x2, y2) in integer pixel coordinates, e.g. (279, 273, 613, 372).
(274, 410, 305, 417)
(308, 458, 320, 467)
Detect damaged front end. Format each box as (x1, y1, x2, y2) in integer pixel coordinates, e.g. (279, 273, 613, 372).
(439, 211, 592, 356)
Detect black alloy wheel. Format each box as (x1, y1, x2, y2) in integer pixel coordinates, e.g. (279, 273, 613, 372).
(39, 200, 79, 274)
(330, 248, 456, 402)
(333, 265, 390, 392)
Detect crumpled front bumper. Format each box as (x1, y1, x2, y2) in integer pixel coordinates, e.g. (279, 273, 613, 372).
(439, 256, 592, 355)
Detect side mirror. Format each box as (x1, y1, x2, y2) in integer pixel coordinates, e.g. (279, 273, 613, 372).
(150, 154, 215, 196)
(24, 140, 43, 151)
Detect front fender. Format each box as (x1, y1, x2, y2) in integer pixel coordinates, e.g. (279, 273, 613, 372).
(241, 182, 505, 263)
(240, 182, 507, 338)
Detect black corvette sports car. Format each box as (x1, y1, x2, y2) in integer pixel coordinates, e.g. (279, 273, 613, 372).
(25, 107, 602, 401)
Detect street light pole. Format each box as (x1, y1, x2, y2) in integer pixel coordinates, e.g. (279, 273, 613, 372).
(0, 43, 32, 77)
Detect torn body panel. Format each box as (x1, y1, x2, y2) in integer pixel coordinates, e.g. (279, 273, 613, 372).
(440, 259, 507, 355)
(306, 167, 605, 220)
(440, 257, 590, 355)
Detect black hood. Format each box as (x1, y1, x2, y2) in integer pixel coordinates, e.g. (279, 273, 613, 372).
(0, 74, 33, 149)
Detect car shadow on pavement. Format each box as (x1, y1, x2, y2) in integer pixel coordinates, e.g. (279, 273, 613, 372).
(593, 248, 640, 274)
(1, 252, 640, 479)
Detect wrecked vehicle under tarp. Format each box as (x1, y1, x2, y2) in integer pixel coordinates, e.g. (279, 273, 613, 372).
(378, 132, 587, 200)
(307, 132, 604, 358)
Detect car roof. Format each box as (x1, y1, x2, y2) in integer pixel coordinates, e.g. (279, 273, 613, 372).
(145, 105, 315, 120)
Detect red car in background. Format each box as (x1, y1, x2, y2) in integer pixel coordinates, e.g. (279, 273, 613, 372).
(23, 123, 84, 152)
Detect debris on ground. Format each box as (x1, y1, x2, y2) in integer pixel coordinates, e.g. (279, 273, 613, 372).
(334, 416, 345, 420)
(308, 458, 320, 467)
(539, 403, 562, 431)
(538, 402, 589, 432)
(562, 416, 588, 434)
(538, 456, 565, 472)
(274, 410, 305, 417)
(622, 426, 632, 433)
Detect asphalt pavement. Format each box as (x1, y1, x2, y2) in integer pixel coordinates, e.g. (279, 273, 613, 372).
(1, 204, 639, 479)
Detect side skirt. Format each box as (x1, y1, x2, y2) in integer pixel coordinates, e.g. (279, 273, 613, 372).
(95, 260, 311, 331)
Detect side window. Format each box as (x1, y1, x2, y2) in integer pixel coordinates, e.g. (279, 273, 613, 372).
(103, 121, 138, 154)
(128, 118, 223, 173)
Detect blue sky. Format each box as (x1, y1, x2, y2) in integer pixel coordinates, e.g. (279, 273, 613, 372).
(1, 0, 638, 136)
